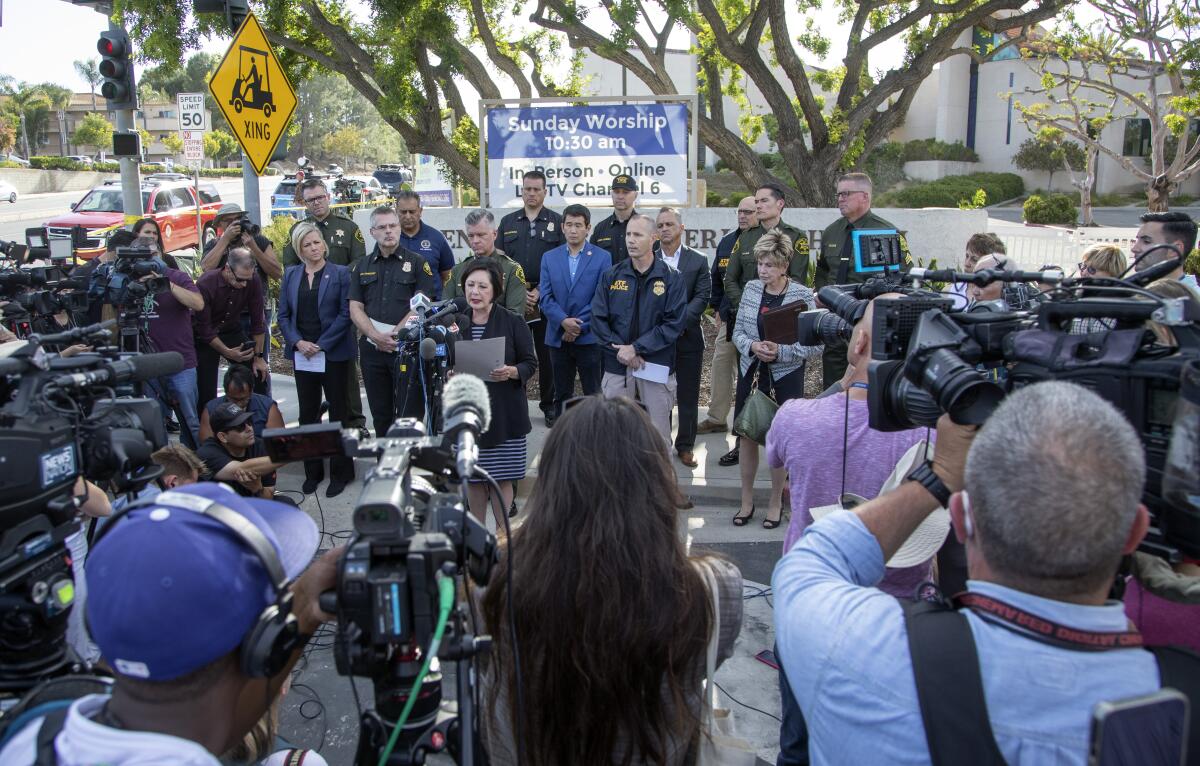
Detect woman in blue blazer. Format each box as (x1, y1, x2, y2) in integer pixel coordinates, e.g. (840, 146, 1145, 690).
(278, 221, 356, 496)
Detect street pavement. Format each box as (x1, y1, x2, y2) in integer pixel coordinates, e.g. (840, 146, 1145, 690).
(262, 373, 785, 765)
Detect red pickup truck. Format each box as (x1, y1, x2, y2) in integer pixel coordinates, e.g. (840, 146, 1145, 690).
(43, 174, 224, 259)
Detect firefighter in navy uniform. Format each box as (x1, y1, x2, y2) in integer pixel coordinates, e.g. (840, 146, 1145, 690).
(815, 172, 910, 388)
(348, 207, 440, 438)
(590, 174, 640, 264)
(498, 170, 563, 425)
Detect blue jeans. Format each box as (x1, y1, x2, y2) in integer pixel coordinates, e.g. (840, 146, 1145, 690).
(153, 367, 200, 449)
(778, 643, 810, 765)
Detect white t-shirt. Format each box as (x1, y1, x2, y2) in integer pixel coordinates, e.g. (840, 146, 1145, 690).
(0, 694, 220, 766)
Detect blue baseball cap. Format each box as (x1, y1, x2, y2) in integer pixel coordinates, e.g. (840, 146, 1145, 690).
(86, 483, 319, 681)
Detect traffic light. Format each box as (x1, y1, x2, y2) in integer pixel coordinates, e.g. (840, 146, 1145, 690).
(194, 0, 250, 34)
(97, 30, 137, 110)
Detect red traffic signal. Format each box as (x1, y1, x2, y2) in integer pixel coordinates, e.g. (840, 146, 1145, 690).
(97, 31, 136, 109)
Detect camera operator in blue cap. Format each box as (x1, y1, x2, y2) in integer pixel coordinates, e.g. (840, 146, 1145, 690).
(0, 483, 339, 765)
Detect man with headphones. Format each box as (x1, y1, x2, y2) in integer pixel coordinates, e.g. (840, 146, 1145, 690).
(0, 483, 339, 765)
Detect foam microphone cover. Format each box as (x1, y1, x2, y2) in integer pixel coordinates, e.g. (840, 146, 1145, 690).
(128, 351, 185, 381)
(420, 337, 438, 360)
(443, 373, 491, 431)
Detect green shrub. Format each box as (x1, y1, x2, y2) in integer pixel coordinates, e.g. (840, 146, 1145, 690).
(1022, 193, 1078, 225)
(876, 172, 1023, 208)
(705, 190, 723, 207)
(862, 142, 906, 191)
(94, 161, 119, 172)
(199, 168, 245, 177)
(0, 160, 24, 169)
(899, 138, 980, 163)
(1184, 247, 1199, 277)
(29, 156, 90, 170)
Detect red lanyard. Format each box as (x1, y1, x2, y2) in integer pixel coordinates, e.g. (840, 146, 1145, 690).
(953, 592, 1143, 651)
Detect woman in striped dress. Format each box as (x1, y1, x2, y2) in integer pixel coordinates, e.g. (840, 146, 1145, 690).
(455, 259, 538, 526)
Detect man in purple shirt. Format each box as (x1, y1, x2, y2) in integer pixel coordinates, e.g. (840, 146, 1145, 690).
(193, 248, 267, 410)
(766, 295, 931, 764)
(144, 265, 205, 447)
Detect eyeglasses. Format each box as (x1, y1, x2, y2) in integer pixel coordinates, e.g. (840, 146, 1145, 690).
(303, 194, 329, 204)
(836, 190, 866, 199)
(1077, 261, 1099, 276)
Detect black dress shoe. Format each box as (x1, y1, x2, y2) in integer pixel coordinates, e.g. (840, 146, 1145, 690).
(544, 410, 557, 428)
(326, 480, 348, 498)
(302, 478, 321, 495)
(164, 418, 180, 434)
(718, 445, 740, 466)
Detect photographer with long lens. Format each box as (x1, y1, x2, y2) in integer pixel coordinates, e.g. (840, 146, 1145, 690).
(775, 385, 1194, 764)
(479, 396, 744, 765)
(0, 483, 339, 766)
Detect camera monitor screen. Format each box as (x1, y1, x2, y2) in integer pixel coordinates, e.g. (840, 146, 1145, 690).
(853, 230, 905, 273)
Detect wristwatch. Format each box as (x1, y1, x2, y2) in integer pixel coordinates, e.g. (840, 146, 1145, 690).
(905, 460, 952, 507)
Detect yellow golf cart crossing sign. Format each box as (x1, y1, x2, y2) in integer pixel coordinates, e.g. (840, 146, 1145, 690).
(208, 13, 296, 175)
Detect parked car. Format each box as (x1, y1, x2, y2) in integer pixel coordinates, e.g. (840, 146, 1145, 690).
(0, 154, 30, 167)
(42, 177, 223, 259)
(371, 164, 412, 195)
(0, 179, 16, 204)
(334, 175, 388, 205)
(66, 155, 95, 167)
(271, 175, 333, 219)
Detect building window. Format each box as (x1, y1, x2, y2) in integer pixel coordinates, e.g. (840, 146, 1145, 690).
(1123, 119, 1152, 157)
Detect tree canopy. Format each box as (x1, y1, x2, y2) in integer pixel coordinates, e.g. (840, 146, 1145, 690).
(115, 0, 1069, 203)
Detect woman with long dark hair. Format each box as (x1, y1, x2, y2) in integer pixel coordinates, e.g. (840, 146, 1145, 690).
(479, 396, 743, 766)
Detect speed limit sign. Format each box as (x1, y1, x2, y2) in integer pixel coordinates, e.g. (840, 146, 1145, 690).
(177, 93, 207, 163)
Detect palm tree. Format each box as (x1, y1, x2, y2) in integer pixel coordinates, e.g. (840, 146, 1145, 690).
(74, 59, 101, 110)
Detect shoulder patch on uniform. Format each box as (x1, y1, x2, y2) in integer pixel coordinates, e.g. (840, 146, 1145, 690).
(514, 265, 526, 283)
(795, 236, 810, 254)
(423, 260, 433, 276)
(355, 228, 364, 243)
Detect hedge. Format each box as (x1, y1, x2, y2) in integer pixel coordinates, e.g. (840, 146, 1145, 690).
(876, 172, 1024, 208)
(1023, 194, 1078, 225)
(15, 158, 275, 178)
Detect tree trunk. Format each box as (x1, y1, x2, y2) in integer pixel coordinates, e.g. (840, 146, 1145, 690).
(1147, 175, 1175, 212)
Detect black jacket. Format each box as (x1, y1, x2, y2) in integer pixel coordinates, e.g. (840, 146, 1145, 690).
(671, 246, 712, 353)
(453, 305, 538, 448)
(591, 256, 687, 375)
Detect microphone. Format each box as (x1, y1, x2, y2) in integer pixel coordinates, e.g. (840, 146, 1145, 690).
(442, 374, 491, 480)
(410, 293, 433, 316)
(420, 337, 438, 361)
(51, 351, 184, 390)
(428, 296, 468, 322)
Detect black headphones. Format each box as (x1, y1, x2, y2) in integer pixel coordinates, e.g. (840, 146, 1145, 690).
(90, 490, 302, 679)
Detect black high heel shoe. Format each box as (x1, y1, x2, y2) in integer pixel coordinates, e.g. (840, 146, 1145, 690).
(732, 505, 755, 526)
(763, 507, 783, 529)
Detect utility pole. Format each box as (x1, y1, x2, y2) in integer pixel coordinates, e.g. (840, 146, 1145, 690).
(241, 151, 261, 225)
(105, 17, 141, 222)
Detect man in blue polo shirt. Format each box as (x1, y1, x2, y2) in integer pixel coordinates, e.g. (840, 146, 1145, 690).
(396, 190, 455, 298)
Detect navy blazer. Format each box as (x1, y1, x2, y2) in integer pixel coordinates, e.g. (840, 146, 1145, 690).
(277, 262, 355, 362)
(538, 242, 613, 347)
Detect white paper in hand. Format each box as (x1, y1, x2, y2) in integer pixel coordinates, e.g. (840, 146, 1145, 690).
(295, 350, 326, 373)
(632, 361, 670, 384)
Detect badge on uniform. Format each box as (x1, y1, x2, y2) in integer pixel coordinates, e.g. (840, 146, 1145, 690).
(652, 280, 665, 296)
(403, 261, 413, 272)
(546, 222, 555, 232)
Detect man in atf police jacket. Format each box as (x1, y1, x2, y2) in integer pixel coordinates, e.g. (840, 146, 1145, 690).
(591, 214, 686, 447)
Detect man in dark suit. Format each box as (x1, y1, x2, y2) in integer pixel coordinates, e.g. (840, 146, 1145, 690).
(655, 207, 711, 468)
(539, 204, 613, 418)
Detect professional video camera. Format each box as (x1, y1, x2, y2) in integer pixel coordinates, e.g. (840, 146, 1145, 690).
(0, 265, 91, 339)
(262, 374, 497, 765)
(0, 324, 183, 694)
(806, 244, 1200, 561)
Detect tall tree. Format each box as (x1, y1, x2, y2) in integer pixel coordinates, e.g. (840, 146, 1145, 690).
(1015, 0, 1200, 211)
(115, 0, 1067, 203)
(74, 59, 102, 110)
(72, 113, 115, 154)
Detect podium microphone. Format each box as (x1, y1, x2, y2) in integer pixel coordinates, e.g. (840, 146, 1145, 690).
(442, 374, 491, 480)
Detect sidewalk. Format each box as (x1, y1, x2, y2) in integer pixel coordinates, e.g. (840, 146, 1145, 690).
(263, 374, 785, 764)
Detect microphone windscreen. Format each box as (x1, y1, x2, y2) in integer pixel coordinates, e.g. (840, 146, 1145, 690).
(443, 373, 491, 430)
(448, 296, 469, 313)
(420, 336, 438, 360)
(128, 351, 185, 381)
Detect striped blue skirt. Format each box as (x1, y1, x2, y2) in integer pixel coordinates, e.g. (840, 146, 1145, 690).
(472, 436, 527, 482)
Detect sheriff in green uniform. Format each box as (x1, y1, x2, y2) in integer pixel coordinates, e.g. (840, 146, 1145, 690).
(724, 183, 810, 313)
(816, 172, 910, 387)
(446, 209, 528, 316)
(280, 179, 368, 267)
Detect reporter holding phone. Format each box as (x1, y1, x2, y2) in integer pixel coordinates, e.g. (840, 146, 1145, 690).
(193, 247, 268, 410)
(277, 222, 356, 497)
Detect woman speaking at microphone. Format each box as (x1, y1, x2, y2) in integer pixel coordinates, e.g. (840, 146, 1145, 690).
(453, 259, 537, 527)
(278, 221, 356, 497)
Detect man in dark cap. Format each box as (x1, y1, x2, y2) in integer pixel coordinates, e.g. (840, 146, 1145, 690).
(590, 174, 640, 263)
(195, 401, 287, 499)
